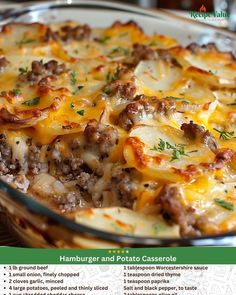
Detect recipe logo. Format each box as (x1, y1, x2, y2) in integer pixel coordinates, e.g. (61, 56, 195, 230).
(189, 4, 229, 20)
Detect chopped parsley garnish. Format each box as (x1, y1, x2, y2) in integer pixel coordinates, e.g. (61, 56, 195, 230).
(214, 198, 234, 211)
(106, 67, 121, 83)
(158, 138, 165, 151)
(106, 72, 112, 82)
(18, 67, 28, 74)
(189, 149, 199, 153)
(70, 102, 75, 109)
(166, 142, 176, 150)
(170, 145, 188, 161)
(12, 88, 21, 97)
(0, 89, 21, 97)
(177, 144, 188, 155)
(166, 96, 190, 104)
(77, 109, 85, 116)
(70, 71, 77, 85)
(72, 85, 84, 96)
(22, 97, 40, 106)
(171, 149, 181, 161)
(150, 145, 158, 151)
(108, 47, 129, 58)
(227, 100, 236, 106)
(213, 128, 235, 140)
(167, 96, 182, 100)
(16, 38, 36, 45)
(151, 138, 188, 162)
(208, 69, 217, 75)
(70, 102, 84, 116)
(97, 36, 110, 44)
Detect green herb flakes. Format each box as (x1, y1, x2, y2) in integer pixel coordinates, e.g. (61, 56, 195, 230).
(150, 145, 158, 151)
(106, 67, 121, 83)
(214, 198, 234, 211)
(208, 69, 217, 75)
(171, 149, 181, 161)
(12, 89, 21, 97)
(97, 36, 110, 44)
(70, 102, 75, 109)
(166, 142, 175, 150)
(108, 47, 129, 58)
(18, 67, 28, 74)
(158, 138, 166, 151)
(22, 97, 40, 106)
(70, 71, 77, 86)
(72, 85, 84, 96)
(213, 128, 235, 140)
(77, 109, 85, 116)
(16, 39, 35, 45)
(227, 99, 236, 106)
(166, 96, 190, 104)
(151, 138, 189, 162)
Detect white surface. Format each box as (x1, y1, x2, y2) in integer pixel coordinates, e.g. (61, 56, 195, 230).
(1, 264, 236, 295)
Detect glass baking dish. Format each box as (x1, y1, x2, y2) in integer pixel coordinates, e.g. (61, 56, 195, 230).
(0, 0, 236, 248)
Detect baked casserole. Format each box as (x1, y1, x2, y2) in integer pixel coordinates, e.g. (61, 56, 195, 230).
(0, 20, 235, 238)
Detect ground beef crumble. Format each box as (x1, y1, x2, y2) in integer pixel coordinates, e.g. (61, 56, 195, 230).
(83, 119, 119, 157)
(117, 99, 151, 131)
(181, 121, 218, 153)
(61, 24, 91, 41)
(109, 167, 135, 209)
(117, 96, 175, 131)
(28, 145, 42, 175)
(0, 135, 19, 175)
(20, 59, 67, 85)
(0, 57, 8, 72)
(156, 184, 201, 237)
(131, 43, 158, 65)
(103, 80, 136, 100)
(43, 24, 91, 42)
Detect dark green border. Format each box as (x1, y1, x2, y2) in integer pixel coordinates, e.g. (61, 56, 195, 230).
(0, 247, 235, 264)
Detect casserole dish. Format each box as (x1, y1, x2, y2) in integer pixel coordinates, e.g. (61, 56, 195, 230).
(0, 0, 236, 247)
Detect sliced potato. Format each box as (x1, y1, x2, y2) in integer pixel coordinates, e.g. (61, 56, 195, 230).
(124, 124, 216, 182)
(75, 207, 180, 238)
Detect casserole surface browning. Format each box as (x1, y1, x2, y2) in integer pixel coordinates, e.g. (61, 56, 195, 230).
(0, 20, 235, 238)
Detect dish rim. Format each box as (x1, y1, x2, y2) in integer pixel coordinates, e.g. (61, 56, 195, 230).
(1, 0, 236, 40)
(2, 179, 236, 246)
(0, 0, 236, 246)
